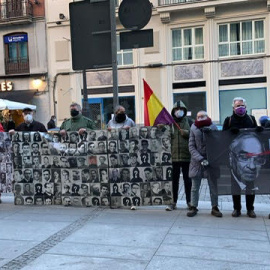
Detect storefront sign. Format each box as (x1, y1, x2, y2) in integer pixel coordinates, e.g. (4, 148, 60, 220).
(4, 34, 28, 44)
(0, 81, 13, 91)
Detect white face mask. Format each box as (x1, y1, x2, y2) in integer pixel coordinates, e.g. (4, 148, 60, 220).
(24, 114, 33, 123)
(174, 110, 184, 118)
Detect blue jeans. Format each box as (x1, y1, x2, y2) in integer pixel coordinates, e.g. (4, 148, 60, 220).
(191, 176, 218, 208)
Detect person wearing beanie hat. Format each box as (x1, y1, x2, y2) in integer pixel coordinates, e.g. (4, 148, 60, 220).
(259, 116, 270, 127)
(166, 100, 193, 211)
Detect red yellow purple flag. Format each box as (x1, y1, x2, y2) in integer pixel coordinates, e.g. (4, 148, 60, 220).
(143, 79, 175, 126)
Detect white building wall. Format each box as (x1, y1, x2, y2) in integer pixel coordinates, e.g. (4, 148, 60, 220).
(46, 0, 270, 126)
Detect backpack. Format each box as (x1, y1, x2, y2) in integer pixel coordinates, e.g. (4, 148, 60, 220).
(228, 114, 254, 128)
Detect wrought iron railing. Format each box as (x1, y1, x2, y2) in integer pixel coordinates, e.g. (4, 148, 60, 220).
(158, 0, 211, 6)
(0, 0, 33, 21)
(5, 58, 30, 74)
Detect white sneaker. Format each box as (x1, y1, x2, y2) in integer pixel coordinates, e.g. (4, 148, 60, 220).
(165, 205, 173, 211)
(130, 206, 137, 210)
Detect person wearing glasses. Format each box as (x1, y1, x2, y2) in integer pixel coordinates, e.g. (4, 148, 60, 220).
(229, 133, 265, 217)
(223, 97, 261, 218)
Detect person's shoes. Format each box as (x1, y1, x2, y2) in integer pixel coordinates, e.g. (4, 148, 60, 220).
(247, 210, 256, 218)
(232, 210, 241, 217)
(130, 206, 137, 210)
(166, 203, 176, 211)
(187, 206, 198, 217)
(211, 206, 223, 217)
(166, 205, 173, 211)
(268, 214, 270, 219)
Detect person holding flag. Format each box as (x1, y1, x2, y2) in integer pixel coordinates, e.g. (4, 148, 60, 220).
(143, 79, 192, 211)
(167, 101, 192, 211)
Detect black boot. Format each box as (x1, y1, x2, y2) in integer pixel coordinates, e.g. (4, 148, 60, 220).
(187, 206, 198, 217)
(211, 206, 223, 217)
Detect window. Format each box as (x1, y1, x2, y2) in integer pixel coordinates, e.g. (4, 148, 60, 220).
(173, 92, 206, 121)
(219, 88, 266, 124)
(172, 27, 204, 61)
(219, 20, 265, 57)
(4, 33, 29, 74)
(117, 35, 133, 66)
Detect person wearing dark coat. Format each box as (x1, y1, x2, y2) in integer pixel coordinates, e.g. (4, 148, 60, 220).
(223, 97, 259, 218)
(166, 100, 192, 211)
(6, 115, 15, 131)
(187, 111, 222, 218)
(10, 108, 47, 133)
(47, 115, 56, 130)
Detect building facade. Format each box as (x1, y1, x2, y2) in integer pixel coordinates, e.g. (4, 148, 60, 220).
(46, 0, 270, 128)
(0, 0, 48, 125)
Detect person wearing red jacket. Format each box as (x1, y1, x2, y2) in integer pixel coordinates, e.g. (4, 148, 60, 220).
(0, 123, 4, 132)
(0, 122, 3, 203)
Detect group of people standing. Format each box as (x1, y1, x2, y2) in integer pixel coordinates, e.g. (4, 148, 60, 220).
(169, 96, 266, 219)
(1, 97, 270, 219)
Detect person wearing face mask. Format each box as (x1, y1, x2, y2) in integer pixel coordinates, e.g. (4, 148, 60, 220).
(47, 115, 57, 130)
(9, 108, 47, 134)
(223, 97, 259, 218)
(187, 111, 222, 218)
(166, 100, 193, 211)
(6, 115, 15, 131)
(60, 102, 96, 135)
(107, 105, 135, 130)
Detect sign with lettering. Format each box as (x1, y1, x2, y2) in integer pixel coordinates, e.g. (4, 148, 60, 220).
(4, 34, 28, 44)
(0, 81, 13, 91)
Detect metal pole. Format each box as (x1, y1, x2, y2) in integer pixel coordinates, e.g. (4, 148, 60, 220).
(82, 69, 90, 117)
(110, 0, 119, 109)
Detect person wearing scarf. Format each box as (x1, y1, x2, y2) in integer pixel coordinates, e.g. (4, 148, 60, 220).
(187, 110, 222, 217)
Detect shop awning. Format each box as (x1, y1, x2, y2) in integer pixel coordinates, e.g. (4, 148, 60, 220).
(0, 90, 36, 104)
(0, 99, 36, 110)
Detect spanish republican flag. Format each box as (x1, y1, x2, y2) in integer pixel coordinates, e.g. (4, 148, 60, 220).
(144, 79, 175, 126)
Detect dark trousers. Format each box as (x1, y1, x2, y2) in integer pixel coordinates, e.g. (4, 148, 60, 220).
(231, 176, 255, 211)
(172, 161, 191, 204)
(232, 195, 255, 211)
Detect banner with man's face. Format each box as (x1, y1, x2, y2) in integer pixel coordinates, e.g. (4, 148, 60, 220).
(11, 126, 173, 207)
(205, 129, 270, 195)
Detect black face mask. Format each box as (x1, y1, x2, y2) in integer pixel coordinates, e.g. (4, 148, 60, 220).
(70, 109, 79, 117)
(115, 113, 126, 123)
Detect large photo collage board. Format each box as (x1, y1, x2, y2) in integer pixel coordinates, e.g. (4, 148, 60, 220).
(0, 132, 13, 193)
(12, 126, 173, 207)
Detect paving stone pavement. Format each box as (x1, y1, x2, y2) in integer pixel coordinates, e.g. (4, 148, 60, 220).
(0, 178, 270, 270)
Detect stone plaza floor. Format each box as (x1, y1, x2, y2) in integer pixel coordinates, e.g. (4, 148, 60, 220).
(0, 179, 270, 270)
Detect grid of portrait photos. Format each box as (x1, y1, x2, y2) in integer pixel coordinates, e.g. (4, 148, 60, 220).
(0, 133, 13, 193)
(11, 126, 173, 207)
(108, 126, 173, 208)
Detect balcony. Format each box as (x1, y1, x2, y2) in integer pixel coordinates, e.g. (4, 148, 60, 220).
(0, 0, 33, 25)
(158, 0, 207, 5)
(5, 58, 30, 75)
(156, 0, 254, 23)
